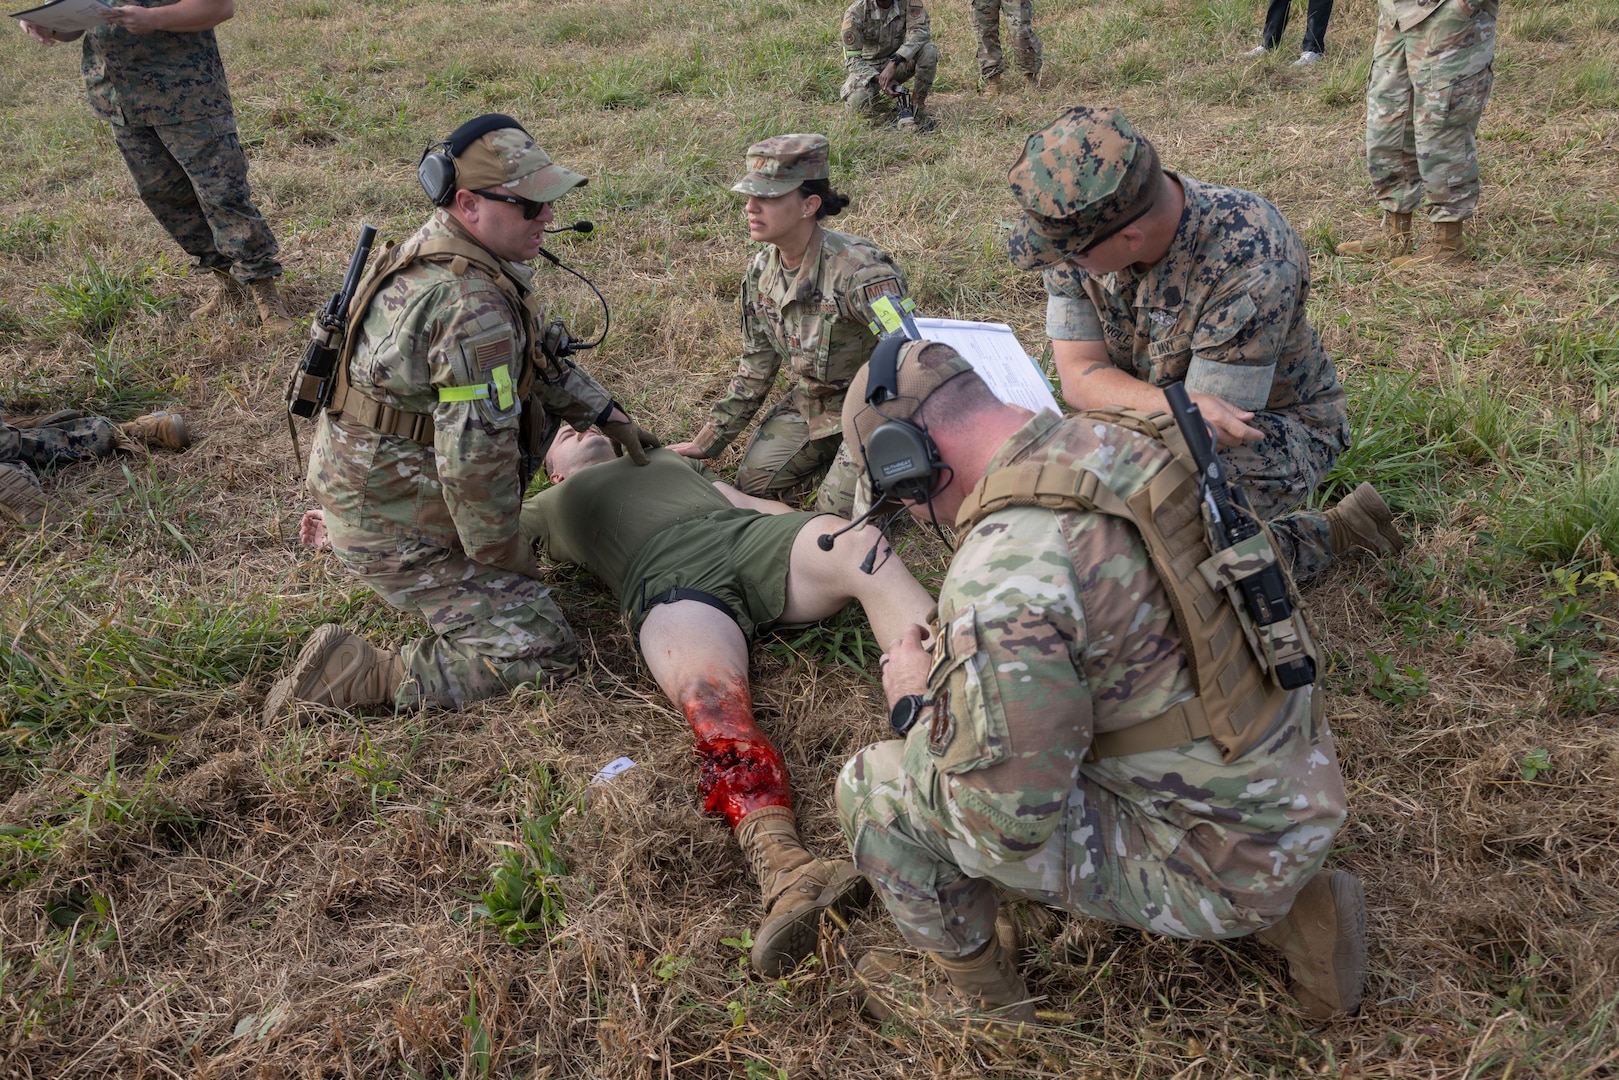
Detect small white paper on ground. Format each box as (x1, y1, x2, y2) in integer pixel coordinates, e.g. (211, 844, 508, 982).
(589, 757, 636, 786)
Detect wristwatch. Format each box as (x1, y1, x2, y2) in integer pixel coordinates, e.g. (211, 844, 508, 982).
(889, 694, 926, 737)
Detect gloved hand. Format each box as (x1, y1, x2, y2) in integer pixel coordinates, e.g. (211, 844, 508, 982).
(599, 418, 661, 465)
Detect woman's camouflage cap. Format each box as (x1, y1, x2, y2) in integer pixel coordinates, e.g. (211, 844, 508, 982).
(1005, 106, 1163, 270)
(455, 125, 587, 205)
(731, 134, 830, 197)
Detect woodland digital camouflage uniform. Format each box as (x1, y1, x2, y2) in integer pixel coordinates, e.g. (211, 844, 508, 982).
(970, 0, 1042, 81)
(0, 413, 119, 471)
(840, 0, 938, 114)
(1030, 172, 1349, 584)
(307, 210, 614, 709)
(1365, 0, 1498, 221)
(837, 410, 1348, 956)
(688, 226, 911, 516)
(82, 0, 281, 282)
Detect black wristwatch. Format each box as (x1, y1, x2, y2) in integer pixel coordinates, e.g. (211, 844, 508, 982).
(889, 694, 926, 737)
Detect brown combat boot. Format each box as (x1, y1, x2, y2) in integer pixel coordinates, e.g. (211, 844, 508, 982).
(736, 805, 873, 977)
(857, 913, 1035, 1025)
(983, 72, 1005, 95)
(1325, 482, 1405, 557)
(1255, 870, 1367, 1018)
(0, 463, 52, 527)
(116, 411, 191, 451)
(1334, 211, 1412, 259)
(1390, 220, 1467, 268)
(190, 268, 245, 321)
(262, 623, 404, 720)
(249, 277, 297, 334)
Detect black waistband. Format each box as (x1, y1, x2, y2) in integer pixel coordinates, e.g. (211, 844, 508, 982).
(638, 584, 737, 624)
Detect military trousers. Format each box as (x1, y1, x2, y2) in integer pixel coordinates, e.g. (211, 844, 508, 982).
(1222, 407, 1344, 586)
(842, 45, 940, 114)
(1364, 0, 1497, 222)
(971, 0, 1042, 80)
(324, 515, 580, 710)
(112, 113, 283, 282)
(0, 413, 119, 470)
(734, 402, 860, 517)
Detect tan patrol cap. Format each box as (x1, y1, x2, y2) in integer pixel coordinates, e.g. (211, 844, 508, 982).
(731, 133, 830, 197)
(454, 125, 587, 205)
(842, 340, 976, 516)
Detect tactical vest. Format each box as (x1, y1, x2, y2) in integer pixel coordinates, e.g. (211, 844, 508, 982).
(953, 408, 1318, 764)
(325, 235, 564, 480)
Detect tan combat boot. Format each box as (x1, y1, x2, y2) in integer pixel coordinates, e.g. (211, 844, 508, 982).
(116, 411, 192, 451)
(857, 913, 1035, 1025)
(983, 72, 1005, 95)
(262, 623, 405, 720)
(0, 463, 52, 527)
(248, 277, 297, 334)
(1325, 482, 1405, 557)
(1334, 211, 1412, 259)
(736, 805, 873, 977)
(1255, 870, 1367, 1018)
(190, 268, 245, 321)
(1390, 220, 1467, 268)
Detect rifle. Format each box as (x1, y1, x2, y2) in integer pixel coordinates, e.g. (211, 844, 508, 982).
(287, 224, 378, 419)
(1163, 382, 1316, 690)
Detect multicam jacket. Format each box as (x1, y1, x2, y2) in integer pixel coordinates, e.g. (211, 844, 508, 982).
(1043, 174, 1346, 439)
(80, 0, 233, 125)
(842, 0, 932, 65)
(907, 409, 1346, 888)
(308, 211, 612, 575)
(690, 225, 910, 454)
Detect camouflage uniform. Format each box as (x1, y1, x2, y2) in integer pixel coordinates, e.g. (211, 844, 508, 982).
(689, 136, 913, 517)
(1365, 0, 1498, 222)
(1007, 108, 1349, 585)
(0, 413, 118, 471)
(307, 207, 614, 709)
(971, 0, 1042, 81)
(841, 0, 939, 115)
(80, 0, 281, 282)
(836, 410, 1348, 957)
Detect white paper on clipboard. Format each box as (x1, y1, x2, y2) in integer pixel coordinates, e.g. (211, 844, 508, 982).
(911, 317, 1060, 416)
(11, 0, 110, 32)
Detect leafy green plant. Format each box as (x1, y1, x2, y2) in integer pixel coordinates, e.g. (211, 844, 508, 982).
(41, 259, 163, 337)
(1366, 652, 1429, 705)
(1520, 748, 1552, 782)
(654, 954, 693, 982)
(470, 799, 574, 945)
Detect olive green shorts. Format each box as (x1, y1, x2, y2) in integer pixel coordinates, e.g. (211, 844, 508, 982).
(622, 508, 825, 638)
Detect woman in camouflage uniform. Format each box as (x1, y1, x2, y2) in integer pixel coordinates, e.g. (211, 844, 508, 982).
(669, 135, 915, 517)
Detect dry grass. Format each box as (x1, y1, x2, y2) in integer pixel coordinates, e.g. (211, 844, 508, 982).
(2, 0, 1618, 1076)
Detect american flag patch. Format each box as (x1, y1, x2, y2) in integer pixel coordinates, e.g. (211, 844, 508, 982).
(475, 339, 512, 372)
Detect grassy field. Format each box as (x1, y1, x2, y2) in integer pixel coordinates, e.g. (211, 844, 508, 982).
(2, 0, 1618, 1075)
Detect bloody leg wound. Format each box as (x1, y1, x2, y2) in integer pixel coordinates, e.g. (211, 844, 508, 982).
(683, 676, 792, 828)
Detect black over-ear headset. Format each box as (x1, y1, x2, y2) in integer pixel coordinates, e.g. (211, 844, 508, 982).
(417, 113, 530, 207)
(860, 335, 946, 504)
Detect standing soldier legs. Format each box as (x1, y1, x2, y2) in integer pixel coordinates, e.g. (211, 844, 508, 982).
(971, 0, 1043, 87)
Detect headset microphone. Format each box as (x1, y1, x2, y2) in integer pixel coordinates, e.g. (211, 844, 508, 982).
(817, 502, 883, 551)
(545, 220, 594, 234)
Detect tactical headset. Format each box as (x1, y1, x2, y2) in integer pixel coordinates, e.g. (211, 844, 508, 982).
(417, 113, 530, 207)
(859, 335, 947, 505)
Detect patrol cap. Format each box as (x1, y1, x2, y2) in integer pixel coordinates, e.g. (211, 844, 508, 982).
(842, 340, 976, 516)
(731, 134, 830, 197)
(1005, 106, 1163, 270)
(453, 119, 588, 205)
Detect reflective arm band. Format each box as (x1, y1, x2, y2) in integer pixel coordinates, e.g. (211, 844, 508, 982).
(438, 384, 490, 402)
(490, 364, 514, 409)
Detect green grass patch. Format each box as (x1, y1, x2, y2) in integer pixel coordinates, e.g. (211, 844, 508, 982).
(40, 259, 164, 338)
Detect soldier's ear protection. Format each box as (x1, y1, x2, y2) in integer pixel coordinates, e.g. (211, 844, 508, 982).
(418, 113, 531, 207)
(860, 336, 945, 504)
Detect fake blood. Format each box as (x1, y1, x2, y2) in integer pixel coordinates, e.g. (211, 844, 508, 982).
(684, 678, 791, 829)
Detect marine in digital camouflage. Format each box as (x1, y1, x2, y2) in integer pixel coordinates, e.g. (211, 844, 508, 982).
(0, 413, 118, 471)
(1365, 0, 1497, 222)
(840, 0, 938, 115)
(1037, 180, 1346, 581)
(970, 0, 1042, 81)
(689, 225, 911, 516)
(307, 209, 616, 706)
(836, 409, 1348, 956)
(78, 0, 281, 282)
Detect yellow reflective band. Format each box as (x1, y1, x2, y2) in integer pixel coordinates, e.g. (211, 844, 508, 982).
(491, 364, 514, 409)
(438, 385, 490, 402)
(901, 297, 917, 313)
(870, 295, 905, 335)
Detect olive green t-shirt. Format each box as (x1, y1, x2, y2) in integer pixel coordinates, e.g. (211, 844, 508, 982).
(519, 449, 727, 598)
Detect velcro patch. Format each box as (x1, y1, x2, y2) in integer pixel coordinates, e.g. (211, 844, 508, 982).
(476, 339, 512, 372)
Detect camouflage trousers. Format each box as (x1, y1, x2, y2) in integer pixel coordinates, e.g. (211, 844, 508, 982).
(842, 45, 940, 114)
(735, 402, 860, 517)
(324, 515, 579, 710)
(112, 113, 283, 282)
(971, 0, 1042, 79)
(1223, 408, 1345, 586)
(835, 692, 1342, 958)
(1364, 0, 1497, 222)
(0, 414, 118, 470)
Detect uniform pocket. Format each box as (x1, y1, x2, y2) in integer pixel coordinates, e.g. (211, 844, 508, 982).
(923, 606, 1012, 775)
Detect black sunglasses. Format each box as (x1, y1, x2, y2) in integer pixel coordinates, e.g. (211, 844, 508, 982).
(473, 189, 549, 220)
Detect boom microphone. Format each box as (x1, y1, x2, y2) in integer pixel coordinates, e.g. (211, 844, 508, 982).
(544, 220, 594, 234)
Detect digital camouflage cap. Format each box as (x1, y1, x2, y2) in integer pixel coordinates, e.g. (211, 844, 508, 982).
(842, 340, 975, 515)
(1006, 106, 1163, 270)
(455, 124, 588, 205)
(731, 134, 830, 197)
